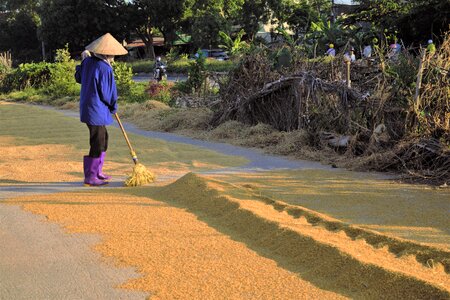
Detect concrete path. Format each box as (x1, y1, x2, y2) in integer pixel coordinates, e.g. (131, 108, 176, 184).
(0, 204, 148, 300)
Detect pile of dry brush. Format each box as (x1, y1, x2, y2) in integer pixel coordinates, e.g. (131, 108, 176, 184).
(212, 33, 449, 185)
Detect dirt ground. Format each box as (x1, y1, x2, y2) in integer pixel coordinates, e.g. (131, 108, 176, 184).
(1, 102, 449, 299)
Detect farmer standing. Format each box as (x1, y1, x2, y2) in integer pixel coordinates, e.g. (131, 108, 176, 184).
(326, 44, 336, 57)
(427, 39, 436, 54)
(75, 33, 128, 186)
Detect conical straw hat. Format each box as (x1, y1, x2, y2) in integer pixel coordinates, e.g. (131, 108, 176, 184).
(85, 33, 128, 56)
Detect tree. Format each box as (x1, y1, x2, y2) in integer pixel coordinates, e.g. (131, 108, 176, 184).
(39, 0, 127, 55)
(219, 29, 249, 55)
(396, 0, 450, 44)
(240, 0, 270, 40)
(305, 15, 351, 57)
(181, 0, 244, 49)
(0, 0, 41, 62)
(350, 0, 449, 45)
(0, 0, 40, 12)
(125, 0, 187, 59)
(190, 7, 228, 48)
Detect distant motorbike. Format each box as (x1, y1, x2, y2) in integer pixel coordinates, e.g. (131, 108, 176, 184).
(153, 64, 167, 82)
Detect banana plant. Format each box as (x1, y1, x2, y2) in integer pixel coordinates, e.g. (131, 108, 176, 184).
(305, 16, 349, 57)
(219, 29, 249, 56)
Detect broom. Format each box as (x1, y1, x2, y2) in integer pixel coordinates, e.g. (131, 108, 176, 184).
(114, 113, 156, 186)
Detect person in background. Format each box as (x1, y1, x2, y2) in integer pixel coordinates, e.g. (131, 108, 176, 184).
(350, 47, 356, 62)
(344, 47, 356, 62)
(326, 43, 336, 57)
(153, 56, 166, 81)
(75, 33, 128, 186)
(389, 39, 401, 59)
(154, 56, 164, 69)
(427, 39, 436, 54)
(363, 44, 372, 59)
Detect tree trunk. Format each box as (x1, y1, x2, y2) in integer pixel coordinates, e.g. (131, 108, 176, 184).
(136, 28, 155, 60)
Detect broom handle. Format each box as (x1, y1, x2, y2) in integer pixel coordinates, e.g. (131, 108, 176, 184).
(114, 113, 138, 164)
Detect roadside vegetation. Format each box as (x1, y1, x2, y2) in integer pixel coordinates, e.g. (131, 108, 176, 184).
(129, 57, 235, 74)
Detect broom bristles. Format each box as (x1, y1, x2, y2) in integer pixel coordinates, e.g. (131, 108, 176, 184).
(124, 163, 156, 187)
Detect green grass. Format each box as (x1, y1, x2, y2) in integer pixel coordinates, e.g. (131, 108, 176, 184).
(0, 103, 248, 171)
(0, 82, 149, 105)
(129, 58, 235, 74)
(0, 88, 80, 106)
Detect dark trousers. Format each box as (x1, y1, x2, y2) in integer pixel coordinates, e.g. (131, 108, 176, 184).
(87, 125, 108, 157)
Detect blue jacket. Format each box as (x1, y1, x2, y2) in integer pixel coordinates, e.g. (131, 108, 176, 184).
(76, 57, 118, 125)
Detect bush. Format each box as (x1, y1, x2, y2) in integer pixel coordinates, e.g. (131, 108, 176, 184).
(113, 61, 134, 95)
(1, 62, 53, 92)
(145, 80, 174, 104)
(0, 45, 79, 96)
(165, 48, 179, 63)
(185, 54, 206, 93)
(43, 44, 79, 97)
(123, 82, 149, 103)
(45, 61, 79, 97)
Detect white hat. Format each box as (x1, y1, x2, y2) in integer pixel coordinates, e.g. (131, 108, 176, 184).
(428, 39, 433, 44)
(85, 33, 128, 56)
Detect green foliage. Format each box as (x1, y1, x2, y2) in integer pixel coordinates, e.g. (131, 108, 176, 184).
(45, 60, 79, 97)
(285, 1, 319, 39)
(0, 87, 40, 102)
(219, 29, 249, 56)
(185, 52, 207, 93)
(351, 0, 411, 33)
(125, 82, 151, 103)
(1, 62, 52, 92)
(350, 0, 449, 44)
(240, 0, 270, 40)
(39, 0, 128, 55)
(170, 81, 189, 95)
(385, 53, 419, 97)
(54, 44, 72, 63)
(191, 8, 228, 48)
(165, 48, 180, 63)
(113, 62, 134, 96)
(0, 45, 80, 96)
(43, 44, 79, 97)
(127, 0, 187, 58)
(305, 16, 351, 57)
(396, 0, 450, 43)
(0, 8, 41, 62)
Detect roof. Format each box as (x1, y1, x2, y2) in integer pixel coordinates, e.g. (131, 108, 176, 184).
(125, 35, 191, 49)
(125, 37, 165, 49)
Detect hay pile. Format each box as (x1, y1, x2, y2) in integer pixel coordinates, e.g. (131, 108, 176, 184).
(213, 48, 386, 134)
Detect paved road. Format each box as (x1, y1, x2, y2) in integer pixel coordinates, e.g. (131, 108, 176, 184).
(133, 73, 187, 83)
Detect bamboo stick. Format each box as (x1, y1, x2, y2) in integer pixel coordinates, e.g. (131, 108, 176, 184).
(414, 49, 427, 114)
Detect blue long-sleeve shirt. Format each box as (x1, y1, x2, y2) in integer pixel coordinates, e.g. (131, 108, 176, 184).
(76, 57, 118, 125)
